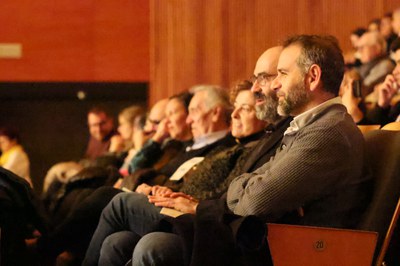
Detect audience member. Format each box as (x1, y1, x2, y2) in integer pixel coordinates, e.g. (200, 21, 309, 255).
(126, 35, 372, 266)
(0, 167, 48, 265)
(127, 93, 192, 180)
(84, 106, 117, 162)
(366, 37, 400, 124)
(127, 85, 235, 192)
(350, 27, 367, 49)
(36, 87, 235, 264)
(345, 27, 367, 68)
(380, 12, 397, 53)
(142, 98, 168, 139)
(368, 18, 380, 32)
(355, 31, 395, 94)
(108, 105, 146, 177)
(392, 8, 400, 36)
(0, 126, 32, 187)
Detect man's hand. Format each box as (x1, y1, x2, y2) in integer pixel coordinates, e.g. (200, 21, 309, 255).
(135, 183, 153, 195)
(148, 194, 199, 214)
(151, 185, 173, 196)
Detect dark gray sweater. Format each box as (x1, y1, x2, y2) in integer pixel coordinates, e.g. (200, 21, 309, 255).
(227, 102, 371, 228)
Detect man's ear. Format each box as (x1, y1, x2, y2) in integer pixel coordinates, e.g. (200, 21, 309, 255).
(307, 64, 322, 92)
(211, 106, 222, 122)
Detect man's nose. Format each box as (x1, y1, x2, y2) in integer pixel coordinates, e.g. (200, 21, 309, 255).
(186, 115, 193, 125)
(251, 81, 260, 94)
(271, 76, 281, 92)
(231, 108, 240, 119)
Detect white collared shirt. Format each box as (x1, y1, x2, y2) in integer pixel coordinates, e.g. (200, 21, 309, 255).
(284, 97, 342, 136)
(186, 129, 230, 151)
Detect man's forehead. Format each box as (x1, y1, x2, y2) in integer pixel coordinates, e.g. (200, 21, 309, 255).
(253, 48, 281, 75)
(88, 112, 107, 120)
(189, 91, 206, 108)
(278, 45, 301, 69)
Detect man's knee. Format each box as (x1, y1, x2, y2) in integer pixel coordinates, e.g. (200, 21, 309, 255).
(132, 232, 184, 266)
(99, 231, 140, 266)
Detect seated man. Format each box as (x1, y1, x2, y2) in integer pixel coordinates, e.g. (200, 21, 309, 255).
(130, 35, 372, 266)
(355, 31, 394, 95)
(342, 38, 400, 125)
(82, 46, 292, 266)
(84, 106, 118, 161)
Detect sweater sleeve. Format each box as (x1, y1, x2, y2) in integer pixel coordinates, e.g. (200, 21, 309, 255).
(226, 123, 361, 221)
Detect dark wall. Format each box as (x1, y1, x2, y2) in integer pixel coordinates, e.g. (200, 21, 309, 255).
(0, 82, 147, 194)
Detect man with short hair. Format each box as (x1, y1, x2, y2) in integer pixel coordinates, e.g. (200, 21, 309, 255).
(355, 31, 394, 94)
(135, 35, 371, 266)
(84, 106, 117, 160)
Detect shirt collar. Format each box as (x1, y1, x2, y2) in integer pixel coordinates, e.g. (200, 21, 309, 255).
(187, 129, 229, 151)
(284, 97, 342, 136)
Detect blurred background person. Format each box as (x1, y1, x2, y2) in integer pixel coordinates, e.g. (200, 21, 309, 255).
(380, 12, 397, 53)
(345, 27, 367, 68)
(355, 31, 394, 95)
(392, 8, 400, 37)
(84, 106, 117, 162)
(368, 18, 380, 32)
(0, 126, 32, 187)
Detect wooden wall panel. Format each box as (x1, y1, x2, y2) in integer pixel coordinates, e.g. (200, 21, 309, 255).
(0, 0, 149, 82)
(149, 0, 400, 105)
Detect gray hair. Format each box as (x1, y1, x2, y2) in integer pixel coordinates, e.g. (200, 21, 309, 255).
(189, 84, 232, 124)
(362, 31, 387, 52)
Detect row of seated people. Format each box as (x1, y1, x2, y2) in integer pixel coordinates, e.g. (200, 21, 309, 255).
(1, 34, 399, 265)
(342, 9, 400, 126)
(34, 80, 282, 264)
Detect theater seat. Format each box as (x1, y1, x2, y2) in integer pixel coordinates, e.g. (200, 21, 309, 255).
(357, 124, 381, 135)
(359, 130, 400, 265)
(267, 130, 400, 266)
(380, 121, 400, 131)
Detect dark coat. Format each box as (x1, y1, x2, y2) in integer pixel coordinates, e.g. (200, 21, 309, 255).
(0, 167, 48, 265)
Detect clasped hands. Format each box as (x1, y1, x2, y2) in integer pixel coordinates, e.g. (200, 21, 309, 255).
(136, 183, 199, 214)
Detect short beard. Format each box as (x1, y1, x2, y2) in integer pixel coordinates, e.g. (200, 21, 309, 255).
(254, 91, 281, 123)
(277, 81, 311, 116)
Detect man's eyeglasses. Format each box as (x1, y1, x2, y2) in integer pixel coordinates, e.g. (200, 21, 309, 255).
(249, 73, 277, 86)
